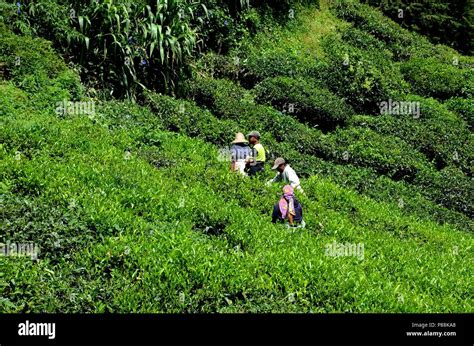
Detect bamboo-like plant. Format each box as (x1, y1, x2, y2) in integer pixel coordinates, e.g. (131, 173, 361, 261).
(20, 0, 208, 99)
(73, 0, 208, 99)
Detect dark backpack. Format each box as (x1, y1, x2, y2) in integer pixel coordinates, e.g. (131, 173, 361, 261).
(293, 198, 303, 222)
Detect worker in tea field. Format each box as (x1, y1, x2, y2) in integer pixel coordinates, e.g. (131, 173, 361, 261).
(272, 185, 305, 228)
(267, 157, 305, 194)
(246, 131, 266, 176)
(230, 132, 252, 175)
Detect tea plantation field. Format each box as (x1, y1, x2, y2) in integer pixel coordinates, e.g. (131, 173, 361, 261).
(1, 0, 473, 312)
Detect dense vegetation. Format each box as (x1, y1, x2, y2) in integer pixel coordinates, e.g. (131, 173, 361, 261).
(1, 0, 473, 313)
(361, 0, 473, 55)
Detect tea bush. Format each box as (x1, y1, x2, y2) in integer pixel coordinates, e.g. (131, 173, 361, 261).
(400, 57, 473, 100)
(320, 127, 430, 181)
(192, 52, 243, 81)
(329, 0, 431, 61)
(0, 24, 83, 100)
(254, 76, 353, 128)
(0, 82, 30, 117)
(350, 96, 473, 175)
(239, 44, 328, 88)
(318, 164, 473, 231)
(339, 26, 392, 61)
(320, 34, 409, 114)
(183, 76, 323, 154)
(444, 98, 474, 130)
(360, 0, 473, 55)
(144, 92, 239, 146)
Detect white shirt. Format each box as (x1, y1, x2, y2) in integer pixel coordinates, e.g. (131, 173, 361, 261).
(268, 165, 304, 193)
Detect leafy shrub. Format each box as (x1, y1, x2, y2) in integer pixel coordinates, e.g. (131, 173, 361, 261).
(0, 24, 83, 106)
(2, 0, 78, 45)
(184, 77, 323, 154)
(315, 162, 473, 231)
(415, 167, 474, 218)
(0, 24, 79, 90)
(361, 0, 473, 55)
(144, 91, 239, 146)
(444, 98, 474, 130)
(254, 76, 353, 128)
(240, 45, 328, 88)
(348, 100, 473, 217)
(0, 1, 31, 35)
(1, 194, 96, 264)
(400, 57, 473, 99)
(320, 34, 409, 113)
(0, 82, 30, 117)
(339, 26, 393, 61)
(319, 127, 430, 181)
(350, 96, 473, 174)
(198, 1, 261, 53)
(329, 0, 432, 61)
(192, 52, 243, 81)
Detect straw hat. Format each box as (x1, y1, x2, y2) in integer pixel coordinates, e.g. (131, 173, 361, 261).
(231, 132, 248, 144)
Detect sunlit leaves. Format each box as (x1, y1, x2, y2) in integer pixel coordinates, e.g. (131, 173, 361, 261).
(14, 0, 207, 99)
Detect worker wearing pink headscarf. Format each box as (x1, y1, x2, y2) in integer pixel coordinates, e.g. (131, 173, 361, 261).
(272, 185, 304, 226)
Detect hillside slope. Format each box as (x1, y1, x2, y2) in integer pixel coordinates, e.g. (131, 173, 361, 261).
(1, 0, 473, 313)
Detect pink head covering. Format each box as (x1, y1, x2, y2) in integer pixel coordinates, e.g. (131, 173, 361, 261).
(279, 185, 294, 219)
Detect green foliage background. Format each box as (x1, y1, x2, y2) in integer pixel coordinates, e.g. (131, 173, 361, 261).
(361, 0, 473, 55)
(0, 0, 473, 312)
